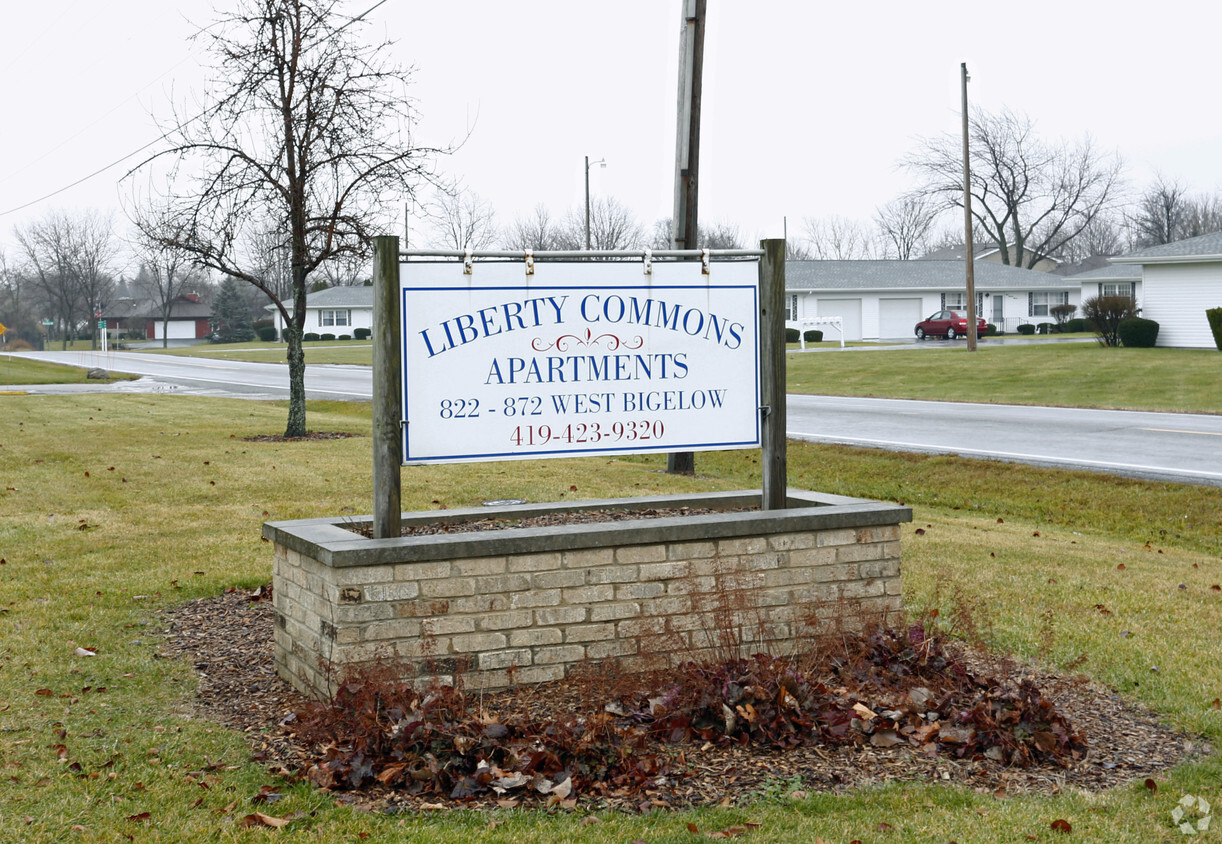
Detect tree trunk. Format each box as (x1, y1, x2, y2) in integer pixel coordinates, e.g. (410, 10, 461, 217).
(283, 323, 307, 437)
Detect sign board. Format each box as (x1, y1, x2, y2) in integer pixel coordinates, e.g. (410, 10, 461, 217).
(0, 322, 6, 336)
(401, 260, 759, 464)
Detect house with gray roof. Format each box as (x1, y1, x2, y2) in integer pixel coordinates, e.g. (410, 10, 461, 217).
(785, 260, 1079, 341)
(919, 243, 1061, 273)
(1066, 261, 1142, 311)
(1112, 231, 1222, 348)
(268, 284, 373, 337)
(101, 293, 212, 341)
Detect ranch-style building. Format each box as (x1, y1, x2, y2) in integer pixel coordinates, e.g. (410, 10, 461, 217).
(101, 293, 212, 341)
(784, 260, 1079, 341)
(268, 284, 374, 337)
(269, 260, 1088, 344)
(1111, 230, 1222, 348)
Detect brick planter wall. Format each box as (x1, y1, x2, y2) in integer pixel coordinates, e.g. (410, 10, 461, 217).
(265, 490, 912, 700)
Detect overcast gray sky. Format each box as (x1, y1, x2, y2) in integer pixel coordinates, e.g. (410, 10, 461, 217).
(2, 0, 1220, 270)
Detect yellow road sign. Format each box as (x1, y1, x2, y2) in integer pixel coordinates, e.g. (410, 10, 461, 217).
(0, 322, 7, 335)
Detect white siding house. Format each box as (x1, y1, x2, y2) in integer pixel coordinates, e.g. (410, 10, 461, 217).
(785, 261, 1080, 341)
(269, 285, 374, 337)
(1112, 231, 1222, 348)
(1068, 262, 1143, 310)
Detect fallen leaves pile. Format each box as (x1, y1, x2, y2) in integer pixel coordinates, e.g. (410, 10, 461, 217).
(160, 587, 1203, 814)
(293, 624, 1087, 806)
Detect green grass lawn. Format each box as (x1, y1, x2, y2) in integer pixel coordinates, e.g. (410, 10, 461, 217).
(0, 356, 137, 387)
(2, 394, 1221, 841)
(788, 342, 1222, 413)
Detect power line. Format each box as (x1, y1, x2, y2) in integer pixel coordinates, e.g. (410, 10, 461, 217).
(0, 0, 394, 219)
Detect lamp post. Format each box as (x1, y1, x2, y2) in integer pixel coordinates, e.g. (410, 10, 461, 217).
(584, 155, 606, 250)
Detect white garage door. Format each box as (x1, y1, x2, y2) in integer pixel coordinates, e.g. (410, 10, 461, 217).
(878, 298, 922, 339)
(815, 298, 862, 341)
(160, 321, 199, 340)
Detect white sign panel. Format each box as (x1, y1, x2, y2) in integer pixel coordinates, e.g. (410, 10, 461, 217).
(400, 259, 760, 464)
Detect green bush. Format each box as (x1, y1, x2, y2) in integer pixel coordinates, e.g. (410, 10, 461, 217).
(1036, 322, 1056, 335)
(803, 329, 823, 342)
(320, 333, 336, 341)
(256, 326, 278, 342)
(985, 323, 998, 336)
(1062, 317, 1092, 333)
(1117, 317, 1159, 348)
(784, 328, 800, 343)
(338, 334, 352, 341)
(1016, 323, 1036, 335)
(1207, 308, 1222, 351)
(354, 327, 371, 340)
(303, 332, 320, 341)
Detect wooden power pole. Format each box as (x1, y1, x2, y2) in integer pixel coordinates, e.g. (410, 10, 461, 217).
(962, 62, 978, 352)
(667, 0, 706, 475)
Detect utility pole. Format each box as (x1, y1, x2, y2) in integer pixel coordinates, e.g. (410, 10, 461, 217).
(667, 0, 705, 475)
(584, 155, 605, 250)
(962, 62, 978, 352)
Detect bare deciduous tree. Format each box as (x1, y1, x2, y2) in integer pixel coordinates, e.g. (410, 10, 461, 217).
(129, 0, 439, 436)
(1128, 175, 1222, 248)
(1060, 211, 1130, 261)
(14, 210, 117, 349)
(559, 197, 644, 251)
(502, 204, 565, 251)
(1131, 175, 1189, 248)
(800, 215, 876, 259)
(905, 108, 1124, 269)
(649, 218, 742, 250)
(132, 206, 203, 348)
(874, 195, 939, 259)
(425, 186, 498, 251)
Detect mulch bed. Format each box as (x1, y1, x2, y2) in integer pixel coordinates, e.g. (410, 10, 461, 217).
(243, 431, 362, 443)
(159, 587, 1208, 813)
(347, 506, 759, 538)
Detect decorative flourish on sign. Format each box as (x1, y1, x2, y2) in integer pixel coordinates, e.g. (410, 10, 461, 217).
(532, 329, 644, 353)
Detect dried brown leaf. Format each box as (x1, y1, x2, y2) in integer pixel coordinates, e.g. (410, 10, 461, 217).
(240, 812, 289, 829)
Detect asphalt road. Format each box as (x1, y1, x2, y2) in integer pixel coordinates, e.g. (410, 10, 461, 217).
(8, 349, 1222, 487)
(786, 394, 1222, 487)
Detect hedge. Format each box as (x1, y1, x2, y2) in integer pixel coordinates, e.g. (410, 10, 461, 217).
(1016, 323, 1035, 335)
(354, 327, 371, 340)
(1118, 317, 1159, 348)
(803, 329, 823, 342)
(1207, 308, 1222, 351)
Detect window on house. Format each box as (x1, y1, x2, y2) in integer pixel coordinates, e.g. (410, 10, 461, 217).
(1102, 282, 1135, 299)
(320, 309, 350, 327)
(944, 292, 966, 311)
(786, 295, 798, 321)
(1029, 291, 1070, 317)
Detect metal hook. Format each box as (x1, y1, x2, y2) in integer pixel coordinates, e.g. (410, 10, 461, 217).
(463, 248, 474, 275)
(524, 249, 535, 276)
(701, 248, 711, 275)
(642, 248, 653, 275)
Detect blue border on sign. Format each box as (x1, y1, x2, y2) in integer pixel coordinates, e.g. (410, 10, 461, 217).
(400, 281, 760, 464)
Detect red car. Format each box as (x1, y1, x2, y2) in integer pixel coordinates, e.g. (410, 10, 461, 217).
(915, 310, 987, 340)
